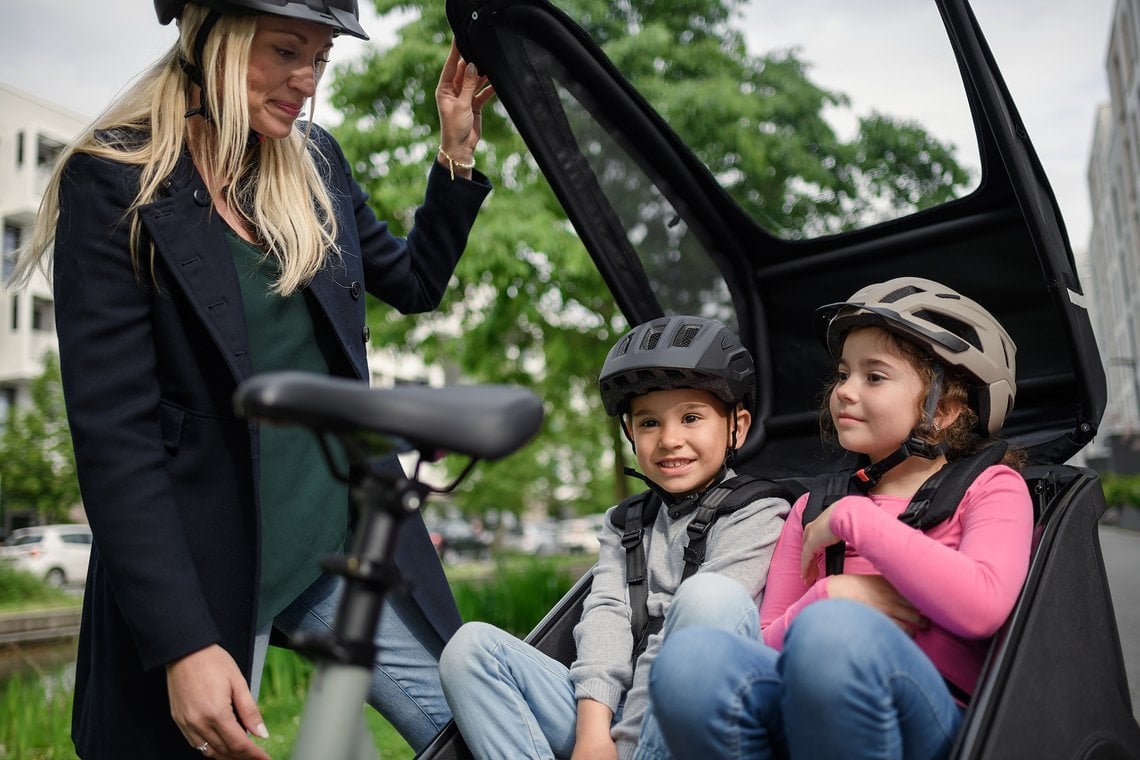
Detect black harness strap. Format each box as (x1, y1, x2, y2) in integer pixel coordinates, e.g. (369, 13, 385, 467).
(616, 491, 657, 659)
(612, 474, 792, 663)
(801, 441, 1009, 576)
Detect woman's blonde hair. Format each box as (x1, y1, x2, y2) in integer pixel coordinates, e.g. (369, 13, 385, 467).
(10, 3, 339, 296)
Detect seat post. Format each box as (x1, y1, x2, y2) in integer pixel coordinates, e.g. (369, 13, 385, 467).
(291, 459, 428, 760)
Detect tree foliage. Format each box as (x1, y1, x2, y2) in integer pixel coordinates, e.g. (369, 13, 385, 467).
(330, 0, 970, 520)
(0, 353, 80, 524)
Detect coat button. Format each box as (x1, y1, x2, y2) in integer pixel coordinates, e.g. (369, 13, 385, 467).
(362, 326, 371, 343)
(193, 188, 210, 206)
(350, 281, 362, 299)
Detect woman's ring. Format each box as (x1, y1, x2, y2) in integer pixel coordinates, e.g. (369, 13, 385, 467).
(196, 742, 209, 754)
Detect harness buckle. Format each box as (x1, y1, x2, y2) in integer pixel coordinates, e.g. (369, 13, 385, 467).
(621, 529, 644, 549)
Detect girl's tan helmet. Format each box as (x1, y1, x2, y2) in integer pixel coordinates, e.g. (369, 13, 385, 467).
(815, 277, 1017, 435)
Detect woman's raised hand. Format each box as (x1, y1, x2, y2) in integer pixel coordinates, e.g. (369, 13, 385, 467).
(435, 38, 495, 179)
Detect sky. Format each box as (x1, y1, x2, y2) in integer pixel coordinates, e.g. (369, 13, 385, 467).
(0, 1, 1116, 252)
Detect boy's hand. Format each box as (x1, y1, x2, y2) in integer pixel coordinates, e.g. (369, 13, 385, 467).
(571, 734, 619, 760)
(573, 698, 618, 760)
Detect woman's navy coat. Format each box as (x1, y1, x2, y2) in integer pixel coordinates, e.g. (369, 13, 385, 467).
(53, 126, 490, 758)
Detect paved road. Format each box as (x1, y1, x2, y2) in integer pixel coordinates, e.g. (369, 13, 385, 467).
(1100, 524, 1140, 720)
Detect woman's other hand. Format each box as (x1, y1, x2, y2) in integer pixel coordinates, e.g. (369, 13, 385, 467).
(166, 644, 271, 759)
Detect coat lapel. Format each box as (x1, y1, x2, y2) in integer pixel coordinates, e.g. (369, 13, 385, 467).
(140, 154, 253, 382)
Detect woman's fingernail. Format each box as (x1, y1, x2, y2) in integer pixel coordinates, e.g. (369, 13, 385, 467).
(469, 64, 480, 77)
(256, 723, 269, 739)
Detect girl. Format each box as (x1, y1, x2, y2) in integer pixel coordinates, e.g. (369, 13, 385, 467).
(646, 277, 1034, 760)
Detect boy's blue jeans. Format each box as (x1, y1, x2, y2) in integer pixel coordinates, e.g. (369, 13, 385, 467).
(250, 572, 452, 752)
(439, 573, 761, 759)
(650, 584, 966, 760)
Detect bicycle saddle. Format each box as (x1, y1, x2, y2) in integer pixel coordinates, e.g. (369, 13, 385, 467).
(234, 371, 544, 461)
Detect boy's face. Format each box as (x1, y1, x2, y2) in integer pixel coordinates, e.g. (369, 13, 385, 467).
(627, 388, 751, 497)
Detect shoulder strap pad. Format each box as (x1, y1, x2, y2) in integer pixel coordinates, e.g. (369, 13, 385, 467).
(898, 440, 1009, 530)
(608, 490, 659, 531)
(681, 474, 793, 579)
(800, 471, 852, 527)
(799, 471, 852, 577)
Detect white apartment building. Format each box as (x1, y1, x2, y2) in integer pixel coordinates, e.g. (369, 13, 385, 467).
(0, 82, 87, 431)
(1087, 0, 1140, 472)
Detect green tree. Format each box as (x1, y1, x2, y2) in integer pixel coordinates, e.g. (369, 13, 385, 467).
(330, 0, 970, 521)
(0, 352, 81, 524)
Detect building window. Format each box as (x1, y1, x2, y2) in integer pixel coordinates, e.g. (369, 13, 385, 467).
(2, 224, 21, 281)
(37, 134, 65, 171)
(0, 386, 15, 433)
(31, 296, 53, 332)
(9, 294, 16, 331)
(15, 130, 24, 168)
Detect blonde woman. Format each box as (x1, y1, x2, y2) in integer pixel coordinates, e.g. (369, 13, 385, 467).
(10, 1, 493, 758)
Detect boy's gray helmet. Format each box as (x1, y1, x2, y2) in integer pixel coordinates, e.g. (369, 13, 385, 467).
(155, 0, 368, 40)
(599, 316, 756, 417)
(815, 276, 1017, 435)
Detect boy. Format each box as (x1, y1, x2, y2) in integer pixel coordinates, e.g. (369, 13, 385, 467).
(438, 316, 790, 759)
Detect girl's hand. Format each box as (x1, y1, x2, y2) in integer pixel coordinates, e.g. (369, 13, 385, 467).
(800, 504, 842, 585)
(435, 39, 496, 179)
(166, 644, 270, 760)
(828, 574, 929, 636)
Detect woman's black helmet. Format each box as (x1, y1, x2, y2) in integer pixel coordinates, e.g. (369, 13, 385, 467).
(599, 316, 756, 417)
(155, 0, 369, 40)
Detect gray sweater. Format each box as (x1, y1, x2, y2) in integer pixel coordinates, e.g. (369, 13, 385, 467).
(569, 469, 790, 758)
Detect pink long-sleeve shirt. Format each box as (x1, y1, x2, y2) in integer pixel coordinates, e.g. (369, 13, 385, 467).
(759, 464, 1033, 697)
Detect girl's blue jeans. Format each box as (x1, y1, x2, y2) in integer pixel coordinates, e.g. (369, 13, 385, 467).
(438, 573, 761, 759)
(650, 581, 966, 760)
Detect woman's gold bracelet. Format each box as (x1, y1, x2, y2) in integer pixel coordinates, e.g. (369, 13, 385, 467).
(438, 146, 475, 181)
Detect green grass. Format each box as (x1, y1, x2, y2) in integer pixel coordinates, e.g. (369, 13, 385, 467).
(0, 563, 78, 614)
(0, 668, 73, 759)
(0, 554, 584, 758)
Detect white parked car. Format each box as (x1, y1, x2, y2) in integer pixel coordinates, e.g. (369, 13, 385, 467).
(1, 523, 93, 588)
(557, 515, 605, 555)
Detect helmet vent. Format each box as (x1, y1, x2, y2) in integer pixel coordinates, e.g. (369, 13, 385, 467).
(914, 309, 982, 351)
(614, 334, 634, 357)
(641, 326, 664, 351)
(881, 285, 923, 303)
(673, 324, 701, 348)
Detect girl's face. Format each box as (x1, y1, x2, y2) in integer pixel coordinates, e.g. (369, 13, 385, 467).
(628, 388, 750, 497)
(829, 327, 929, 462)
(246, 16, 334, 139)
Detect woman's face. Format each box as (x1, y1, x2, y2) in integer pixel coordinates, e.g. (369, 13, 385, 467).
(246, 16, 334, 139)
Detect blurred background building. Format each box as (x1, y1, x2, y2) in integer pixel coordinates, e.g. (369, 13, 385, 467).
(1086, 0, 1140, 473)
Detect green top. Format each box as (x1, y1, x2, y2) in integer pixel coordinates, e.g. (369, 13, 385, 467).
(228, 233, 350, 628)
